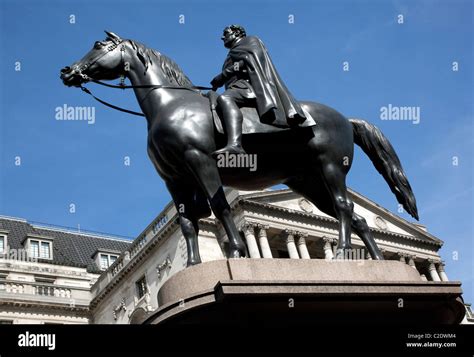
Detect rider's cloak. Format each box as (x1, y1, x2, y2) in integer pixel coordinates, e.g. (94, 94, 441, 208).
(222, 35, 307, 127)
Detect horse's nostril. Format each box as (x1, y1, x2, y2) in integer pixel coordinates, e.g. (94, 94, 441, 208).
(61, 66, 71, 74)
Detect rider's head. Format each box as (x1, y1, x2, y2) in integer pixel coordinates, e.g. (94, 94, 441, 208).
(222, 25, 246, 48)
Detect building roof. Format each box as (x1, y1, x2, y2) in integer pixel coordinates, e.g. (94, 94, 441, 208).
(0, 216, 131, 274)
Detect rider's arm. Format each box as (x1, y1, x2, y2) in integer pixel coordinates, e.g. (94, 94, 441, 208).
(221, 60, 245, 79)
(211, 59, 245, 89)
(211, 60, 245, 89)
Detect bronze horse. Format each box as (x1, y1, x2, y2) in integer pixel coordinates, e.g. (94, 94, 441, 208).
(60, 31, 419, 266)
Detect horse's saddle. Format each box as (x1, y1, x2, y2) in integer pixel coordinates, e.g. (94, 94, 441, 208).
(205, 91, 316, 135)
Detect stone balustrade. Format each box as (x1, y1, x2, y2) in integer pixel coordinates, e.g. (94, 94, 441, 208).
(0, 280, 88, 306)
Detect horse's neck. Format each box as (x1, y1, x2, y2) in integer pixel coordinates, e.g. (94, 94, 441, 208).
(127, 61, 170, 120)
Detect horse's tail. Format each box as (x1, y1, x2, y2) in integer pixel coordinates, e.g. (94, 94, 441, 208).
(349, 118, 419, 220)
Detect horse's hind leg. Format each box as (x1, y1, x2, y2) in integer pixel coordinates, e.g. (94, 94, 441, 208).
(286, 174, 351, 258)
(287, 176, 384, 260)
(318, 157, 384, 259)
(184, 148, 246, 258)
(317, 162, 355, 259)
(352, 212, 384, 260)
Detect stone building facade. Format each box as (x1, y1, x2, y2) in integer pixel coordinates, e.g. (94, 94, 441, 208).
(0, 217, 130, 324)
(0, 188, 471, 324)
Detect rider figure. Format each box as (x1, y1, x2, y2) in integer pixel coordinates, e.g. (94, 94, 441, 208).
(211, 25, 307, 157)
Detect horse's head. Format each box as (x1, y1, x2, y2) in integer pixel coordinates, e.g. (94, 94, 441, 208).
(60, 31, 126, 87)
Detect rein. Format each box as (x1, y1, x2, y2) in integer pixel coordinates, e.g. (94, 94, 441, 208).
(79, 79, 212, 117)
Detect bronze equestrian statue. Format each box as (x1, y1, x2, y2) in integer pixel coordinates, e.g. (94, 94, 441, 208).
(60, 30, 419, 267)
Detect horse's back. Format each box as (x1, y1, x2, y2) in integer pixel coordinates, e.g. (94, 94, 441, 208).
(300, 101, 348, 125)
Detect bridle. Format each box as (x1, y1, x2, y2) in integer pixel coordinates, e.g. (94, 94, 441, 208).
(74, 39, 126, 83)
(74, 38, 212, 117)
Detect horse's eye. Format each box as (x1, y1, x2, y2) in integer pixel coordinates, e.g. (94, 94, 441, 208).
(94, 41, 103, 49)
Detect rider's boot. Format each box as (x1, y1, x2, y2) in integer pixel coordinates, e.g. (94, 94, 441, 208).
(212, 98, 247, 158)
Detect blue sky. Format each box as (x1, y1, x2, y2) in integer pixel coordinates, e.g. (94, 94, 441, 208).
(0, 0, 472, 303)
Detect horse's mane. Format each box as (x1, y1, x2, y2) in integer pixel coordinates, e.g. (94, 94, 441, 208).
(128, 39, 193, 87)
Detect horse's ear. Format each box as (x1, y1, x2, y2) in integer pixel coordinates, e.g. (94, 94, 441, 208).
(104, 30, 121, 43)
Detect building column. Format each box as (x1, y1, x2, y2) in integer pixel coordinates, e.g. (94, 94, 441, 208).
(407, 255, 417, 270)
(420, 274, 428, 281)
(241, 222, 261, 258)
(397, 252, 407, 263)
(296, 232, 310, 259)
(428, 259, 441, 281)
(323, 237, 336, 260)
(257, 224, 272, 258)
(437, 261, 449, 281)
(284, 230, 300, 259)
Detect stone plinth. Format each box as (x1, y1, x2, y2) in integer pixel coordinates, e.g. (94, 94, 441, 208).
(145, 259, 465, 325)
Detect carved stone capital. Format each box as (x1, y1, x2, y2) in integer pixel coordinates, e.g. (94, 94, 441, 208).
(437, 261, 446, 272)
(241, 222, 257, 235)
(256, 224, 269, 238)
(427, 259, 438, 270)
(286, 236, 296, 245)
(322, 236, 337, 246)
(295, 231, 308, 238)
(296, 236, 307, 246)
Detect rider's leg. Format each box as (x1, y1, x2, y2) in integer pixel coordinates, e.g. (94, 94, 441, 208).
(212, 89, 249, 156)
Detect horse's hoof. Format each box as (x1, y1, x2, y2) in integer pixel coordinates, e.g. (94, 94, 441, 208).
(228, 248, 246, 258)
(186, 259, 201, 267)
(372, 252, 385, 260)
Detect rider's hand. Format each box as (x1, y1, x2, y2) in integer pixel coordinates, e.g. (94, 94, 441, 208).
(210, 74, 223, 90)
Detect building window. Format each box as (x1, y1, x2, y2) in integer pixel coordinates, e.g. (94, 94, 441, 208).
(100, 254, 108, 270)
(99, 253, 119, 270)
(135, 275, 147, 299)
(0, 235, 6, 254)
(29, 239, 52, 260)
(30, 240, 39, 258)
(40, 242, 51, 259)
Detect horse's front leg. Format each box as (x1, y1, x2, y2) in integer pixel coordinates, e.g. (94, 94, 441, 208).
(184, 148, 247, 258)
